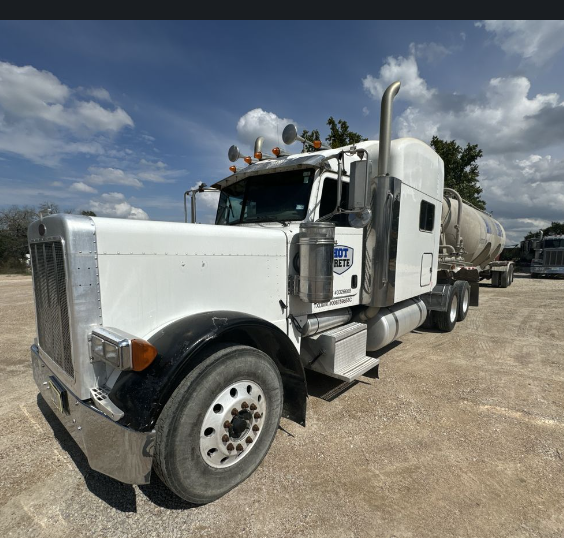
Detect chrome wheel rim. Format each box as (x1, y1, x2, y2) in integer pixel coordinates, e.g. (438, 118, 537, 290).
(450, 295, 458, 323)
(200, 380, 266, 469)
(462, 288, 469, 313)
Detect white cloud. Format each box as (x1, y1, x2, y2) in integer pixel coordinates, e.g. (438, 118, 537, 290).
(479, 20, 564, 66)
(89, 192, 149, 220)
(70, 181, 97, 194)
(0, 61, 133, 165)
(362, 106, 370, 116)
(409, 42, 452, 63)
(363, 53, 564, 242)
(364, 54, 564, 155)
(363, 55, 436, 104)
(236, 108, 296, 153)
(85, 167, 143, 187)
(83, 87, 112, 102)
(50, 181, 63, 187)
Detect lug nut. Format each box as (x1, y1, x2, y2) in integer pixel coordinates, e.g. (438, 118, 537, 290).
(231, 408, 238, 416)
(224, 421, 231, 429)
(254, 412, 261, 419)
(246, 436, 253, 444)
(241, 401, 249, 409)
(236, 443, 244, 452)
(222, 434, 229, 443)
(226, 443, 234, 451)
(250, 403, 257, 411)
(252, 424, 260, 432)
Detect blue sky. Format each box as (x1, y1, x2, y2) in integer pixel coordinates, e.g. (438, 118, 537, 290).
(1, 20, 563, 242)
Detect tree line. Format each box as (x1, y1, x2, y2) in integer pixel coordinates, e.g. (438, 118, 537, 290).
(0, 203, 95, 274)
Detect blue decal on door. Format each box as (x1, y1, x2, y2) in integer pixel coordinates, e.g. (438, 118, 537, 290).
(334, 246, 354, 274)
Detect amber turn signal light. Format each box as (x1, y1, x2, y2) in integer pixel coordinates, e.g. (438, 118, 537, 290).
(131, 339, 158, 372)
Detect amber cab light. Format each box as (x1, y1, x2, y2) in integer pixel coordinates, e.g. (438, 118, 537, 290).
(244, 156, 252, 164)
(272, 147, 281, 157)
(131, 339, 158, 371)
(254, 151, 262, 160)
(229, 165, 237, 173)
(313, 140, 322, 149)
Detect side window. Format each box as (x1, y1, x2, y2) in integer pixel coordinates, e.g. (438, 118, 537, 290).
(419, 200, 435, 232)
(319, 177, 350, 227)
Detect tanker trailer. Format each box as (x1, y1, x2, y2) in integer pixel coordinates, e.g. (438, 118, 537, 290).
(441, 189, 514, 288)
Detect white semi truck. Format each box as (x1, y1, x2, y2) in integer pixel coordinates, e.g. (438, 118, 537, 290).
(28, 81, 511, 504)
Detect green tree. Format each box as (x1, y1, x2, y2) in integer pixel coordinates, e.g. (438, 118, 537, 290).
(0, 205, 38, 273)
(525, 221, 564, 240)
(301, 118, 366, 152)
(81, 210, 97, 217)
(430, 136, 486, 210)
(325, 117, 367, 148)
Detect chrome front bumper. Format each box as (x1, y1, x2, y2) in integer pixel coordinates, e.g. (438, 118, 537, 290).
(532, 266, 564, 275)
(31, 345, 155, 485)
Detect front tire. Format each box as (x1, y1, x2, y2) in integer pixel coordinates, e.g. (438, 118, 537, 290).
(154, 344, 283, 504)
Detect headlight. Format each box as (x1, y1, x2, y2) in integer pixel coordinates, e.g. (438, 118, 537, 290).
(90, 327, 157, 371)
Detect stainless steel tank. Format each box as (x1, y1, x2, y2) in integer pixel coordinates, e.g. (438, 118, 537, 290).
(442, 197, 506, 269)
(298, 222, 335, 303)
(365, 298, 427, 351)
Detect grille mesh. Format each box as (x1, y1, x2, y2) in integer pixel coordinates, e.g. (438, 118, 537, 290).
(546, 250, 563, 266)
(31, 241, 74, 377)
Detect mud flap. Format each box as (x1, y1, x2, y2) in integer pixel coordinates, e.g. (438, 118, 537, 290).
(470, 281, 480, 307)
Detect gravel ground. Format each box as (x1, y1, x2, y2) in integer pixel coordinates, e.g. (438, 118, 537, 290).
(1, 273, 563, 538)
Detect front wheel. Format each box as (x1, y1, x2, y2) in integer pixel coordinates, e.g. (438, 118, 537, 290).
(154, 344, 283, 504)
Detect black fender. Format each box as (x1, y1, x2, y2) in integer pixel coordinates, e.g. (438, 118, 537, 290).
(109, 311, 307, 432)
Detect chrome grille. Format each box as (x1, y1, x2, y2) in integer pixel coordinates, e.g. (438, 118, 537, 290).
(30, 241, 74, 377)
(546, 250, 564, 266)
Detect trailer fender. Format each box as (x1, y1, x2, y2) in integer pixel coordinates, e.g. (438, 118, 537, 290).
(109, 311, 307, 431)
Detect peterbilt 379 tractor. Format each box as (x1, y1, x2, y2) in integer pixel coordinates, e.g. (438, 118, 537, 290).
(28, 81, 512, 504)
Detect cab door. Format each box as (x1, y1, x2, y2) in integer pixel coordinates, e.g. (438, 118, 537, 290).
(315, 175, 363, 309)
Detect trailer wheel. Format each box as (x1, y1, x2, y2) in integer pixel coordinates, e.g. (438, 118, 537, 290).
(455, 281, 470, 321)
(154, 343, 283, 504)
(434, 286, 459, 332)
(500, 265, 514, 288)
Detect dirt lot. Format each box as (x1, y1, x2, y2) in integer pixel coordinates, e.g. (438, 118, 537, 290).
(1, 273, 563, 538)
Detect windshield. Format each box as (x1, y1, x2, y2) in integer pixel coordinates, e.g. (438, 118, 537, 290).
(544, 239, 564, 248)
(215, 168, 315, 225)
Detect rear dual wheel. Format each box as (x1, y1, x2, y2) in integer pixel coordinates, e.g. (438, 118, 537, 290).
(154, 344, 283, 504)
(434, 285, 459, 332)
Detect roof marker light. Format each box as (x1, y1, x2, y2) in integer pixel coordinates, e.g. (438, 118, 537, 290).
(272, 147, 281, 157)
(254, 151, 262, 160)
(229, 165, 237, 173)
(244, 156, 252, 164)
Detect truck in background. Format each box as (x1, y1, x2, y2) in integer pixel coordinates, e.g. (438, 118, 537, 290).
(28, 81, 512, 504)
(521, 232, 564, 278)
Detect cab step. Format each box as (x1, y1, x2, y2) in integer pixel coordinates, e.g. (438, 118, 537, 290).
(301, 321, 379, 382)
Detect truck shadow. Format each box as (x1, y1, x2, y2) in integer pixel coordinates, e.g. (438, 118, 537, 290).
(36, 394, 194, 511)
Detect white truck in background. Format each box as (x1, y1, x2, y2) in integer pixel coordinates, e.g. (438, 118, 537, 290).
(28, 81, 511, 504)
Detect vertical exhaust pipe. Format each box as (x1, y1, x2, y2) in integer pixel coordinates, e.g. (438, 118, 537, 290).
(378, 81, 401, 176)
